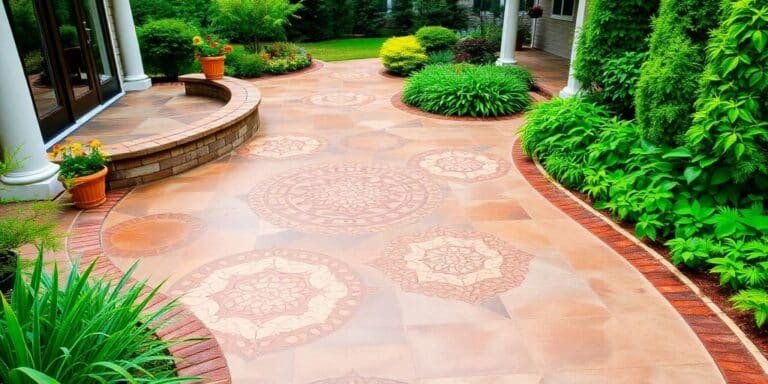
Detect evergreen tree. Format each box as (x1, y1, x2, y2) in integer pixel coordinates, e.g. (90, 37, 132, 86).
(390, 0, 415, 34)
(288, 0, 334, 41)
(353, 0, 385, 35)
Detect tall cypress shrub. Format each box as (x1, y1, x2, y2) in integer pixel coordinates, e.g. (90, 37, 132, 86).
(574, 0, 658, 90)
(288, 0, 334, 41)
(353, 0, 385, 35)
(635, 0, 723, 145)
(391, 0, 415, 34)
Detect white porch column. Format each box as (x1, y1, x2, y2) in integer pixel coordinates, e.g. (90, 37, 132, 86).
(497, 0, 520, 65)
(559, 0, 588, 98)
(113, 0, 151, 91)
(387, 0, 392, 13)
(0, 6, 63, 200)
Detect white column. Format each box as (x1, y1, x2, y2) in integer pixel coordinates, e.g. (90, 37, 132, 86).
(497, 0, 520, 65)
(559, 0, 588, 98)
(387, 0, 392, 13)
(113, 0, 151, 91)
(0, 6, 63, 200)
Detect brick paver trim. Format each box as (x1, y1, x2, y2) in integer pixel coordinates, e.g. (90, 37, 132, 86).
(511, 139, 768, 384)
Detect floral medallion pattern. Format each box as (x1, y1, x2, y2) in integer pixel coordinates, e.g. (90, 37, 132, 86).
(374, 227, 533, 303)
(102, 213, 203, 258)
(169, 249, 363, 357)
(330, 72, 372, 81)
(309, 372, 409, 384)
(307, 92, 375, 107)
(409, 149, 511, 183)
(237, 135, 326, 159)
(248, 163, 442, 234)
(341, 131, 406, 152)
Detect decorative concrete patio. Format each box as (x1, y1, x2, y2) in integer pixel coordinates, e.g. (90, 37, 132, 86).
(62, 58, 767, 383)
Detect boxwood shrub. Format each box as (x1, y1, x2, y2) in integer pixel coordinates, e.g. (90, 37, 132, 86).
(402, 64, 532, 117)
(415, 26, 458, 52)
(380, 36, 428, 75)
(137, 18, 198, 79)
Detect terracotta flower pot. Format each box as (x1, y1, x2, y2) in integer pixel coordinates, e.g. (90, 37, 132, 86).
(68, 166, 108, 209)
(199, 55, 226, 80)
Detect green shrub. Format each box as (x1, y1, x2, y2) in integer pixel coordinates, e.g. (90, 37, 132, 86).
(288, 0, 335, 41)
(380, 36, 428, 75)
(574, 0, 658, 89)
(414, 0, 468, 30)
(0, 251, 194, 383)
(402, 64, 531, 117)
(732, 289, 768, 327)
(453, 37, 496, 64)
(137, 18, 198, 78)
(635, 0, 723, 145)
(130, 0, 213, 27)
(352, 0, 385, 35)
(212, 0, 302, 49)
(596, 51, 646, 118)
(265, 56, 312, 74)
(389, 0, 415, 34)
(427, 49, 455, 65)
(466, 23, 502, 51)
(226, 47, 266, 78)
(416, 26, 458, 52)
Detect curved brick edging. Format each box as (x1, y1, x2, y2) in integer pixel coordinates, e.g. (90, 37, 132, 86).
(511, 139, 768, 384)
(67, 190, 231, 384)
(390, 92, 524, 122)
(105, 75, 262, 189)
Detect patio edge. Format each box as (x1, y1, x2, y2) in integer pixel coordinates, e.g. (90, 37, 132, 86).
(67, 189, 232, 384)
(511, 138, 768, 384)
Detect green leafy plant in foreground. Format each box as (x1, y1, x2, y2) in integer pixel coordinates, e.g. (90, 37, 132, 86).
(0, 251, 197, 383)
(402, 64, 532, 117)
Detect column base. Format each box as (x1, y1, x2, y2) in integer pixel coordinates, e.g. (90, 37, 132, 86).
(496, 57, 518, 66)
(559, 86, 580, 98)
(0, 173, 64, 201)
(122, 75, 152, 91)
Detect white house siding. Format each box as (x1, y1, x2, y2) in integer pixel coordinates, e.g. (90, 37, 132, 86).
(531, 0, 577, 58)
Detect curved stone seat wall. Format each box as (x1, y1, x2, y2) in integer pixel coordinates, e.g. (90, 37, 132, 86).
(105, 75, 261, 189)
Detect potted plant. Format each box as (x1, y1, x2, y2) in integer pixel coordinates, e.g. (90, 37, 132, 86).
(51, 139, 110, 209)
(0, 201, 61, 294)
(193, 35, 233, 80)
(528, 4, 543, 18)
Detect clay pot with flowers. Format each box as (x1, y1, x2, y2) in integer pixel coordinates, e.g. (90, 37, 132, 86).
(50, 139, 110, 209)
(193, 35, 233, 80)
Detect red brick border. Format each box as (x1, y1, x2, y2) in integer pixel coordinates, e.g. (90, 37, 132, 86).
(511, 140, 768, 384)
(67, 190, 231, 384)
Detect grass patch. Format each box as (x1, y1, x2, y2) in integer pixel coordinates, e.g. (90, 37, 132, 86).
(301, 37, 387, 61)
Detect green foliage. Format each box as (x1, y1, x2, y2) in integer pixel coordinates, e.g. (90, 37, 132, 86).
(0, 251, 195, 383)
(137, 18, 198, 78)
(390, 0, 416, 34)
(686, 0, 768, 184)
(574, 0, 658, 89)
(225, 46, 266, 77)
(465, 22, 502, 51)
(732, 289, 768, 327)
(53, 140, 110, 183)
(635, 0, 723, 145)
(402, 64, 531, 117)
(0, 202, 62, 253)
(212, 0, 302, 48)
(414, 0, 469, 30)
(453, 37, 496, 64)
(352, 0, 385, 35)
(596, 51, 646, 118)
(379, 36, 428, 75)
(288, 0, 335, 41)
(415, 26, 458, 52)
(130, 0, 213, 27)
(7, 0, 42, 57)
(426, 49, 455, 65)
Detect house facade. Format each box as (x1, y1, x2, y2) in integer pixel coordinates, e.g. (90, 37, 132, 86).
(530, 0, 579, 58)
(1, 0, 151, 200)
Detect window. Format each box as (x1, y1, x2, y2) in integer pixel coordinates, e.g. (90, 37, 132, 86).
(551, 0, 575, 20)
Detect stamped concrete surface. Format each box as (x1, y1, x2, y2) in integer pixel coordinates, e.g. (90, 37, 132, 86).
(92, 58, 724, 383)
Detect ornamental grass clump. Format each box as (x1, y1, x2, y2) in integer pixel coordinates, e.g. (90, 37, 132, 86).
(402, 64, 532, 117)
(0, 251, 196, 383)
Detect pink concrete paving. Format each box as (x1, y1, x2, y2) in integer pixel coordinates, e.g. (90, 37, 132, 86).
(74, 58, 735, 383)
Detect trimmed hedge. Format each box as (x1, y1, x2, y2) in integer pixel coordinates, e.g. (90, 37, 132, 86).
(402, 64, 531, 117)
(137, 18, 198, 78)
(415, 26, 458, 52)
(573, 0, 658, 90)
(635, 0, 723, 145)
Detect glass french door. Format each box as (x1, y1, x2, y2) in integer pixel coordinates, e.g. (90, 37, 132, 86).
(5, 0, 121, 142)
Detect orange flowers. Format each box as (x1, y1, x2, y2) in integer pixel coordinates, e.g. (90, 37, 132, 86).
(192, 35, 233, 57)
(224, 45, 233, 54)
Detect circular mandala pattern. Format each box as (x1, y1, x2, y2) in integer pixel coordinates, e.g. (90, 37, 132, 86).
(102, 213, 203, 258)
(409, 149, 511, 183)
(307, 92, 375, 107)
(341, 131, 406, 152)
(237, 135, 326, 159)
(374, 227, 534, 303)
(309, 372, 409, 384)
(249, 163, 442, 234)
(330, 72, 372, 81)
(169, 249, 364, 357)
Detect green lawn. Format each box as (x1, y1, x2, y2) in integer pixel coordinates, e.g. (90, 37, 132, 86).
(301, 37, 387, 62)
